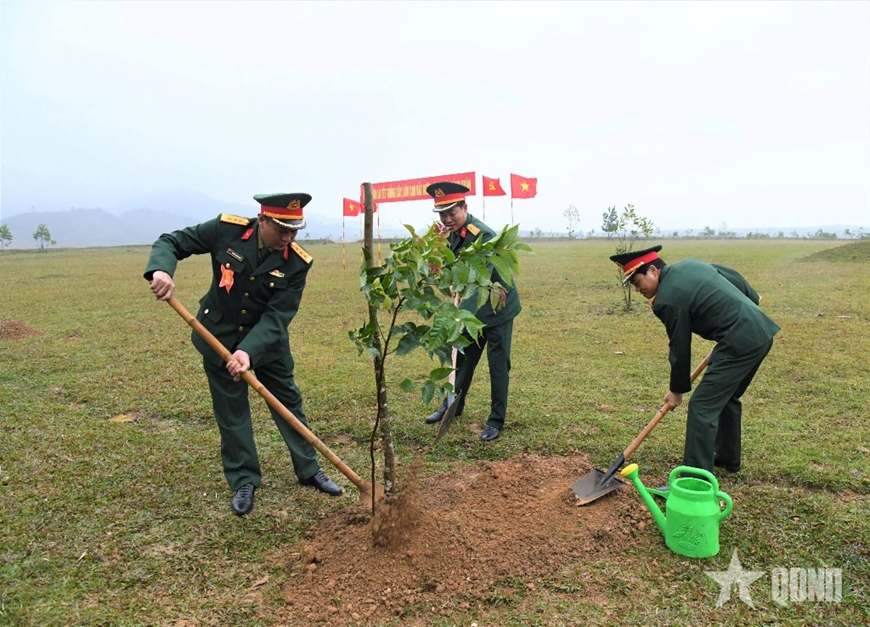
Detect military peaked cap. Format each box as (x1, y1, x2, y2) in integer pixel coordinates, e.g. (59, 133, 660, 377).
(426, 182, 469, 213)
(609, 245, 663, 284)
(254, 193, 311, 229)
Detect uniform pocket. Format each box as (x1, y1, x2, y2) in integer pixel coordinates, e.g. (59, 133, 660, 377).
(264, 277, 288, 291)
(197, 299, 223, 324)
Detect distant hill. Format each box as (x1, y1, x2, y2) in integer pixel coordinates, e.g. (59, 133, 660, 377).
(0, 190, 405, 248)
(1, 188, 865, 248)
(0, 208, 220, 248)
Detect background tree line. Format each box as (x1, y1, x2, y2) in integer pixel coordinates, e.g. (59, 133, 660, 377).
(0, 223, 56, 251)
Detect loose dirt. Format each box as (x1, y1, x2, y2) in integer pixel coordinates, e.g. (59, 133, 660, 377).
(0, 320, 42, 341)
(277, 451, 649, 626)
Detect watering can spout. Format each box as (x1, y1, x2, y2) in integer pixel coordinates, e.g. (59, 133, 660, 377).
(620, 463, 667, 535)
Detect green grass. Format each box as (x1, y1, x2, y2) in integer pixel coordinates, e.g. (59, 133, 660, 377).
(1, 239, 868, 625)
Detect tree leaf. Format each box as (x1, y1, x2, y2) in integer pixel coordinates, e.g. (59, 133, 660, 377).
(489, 255, 514, 287)
(421, 379, 435, 405)
(429, 366, 454, 381)
(396, 333, 421, 356)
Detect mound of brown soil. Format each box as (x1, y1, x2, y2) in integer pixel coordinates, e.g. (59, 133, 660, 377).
(279, 452, 649, 625)
(0, 320, 42, 341)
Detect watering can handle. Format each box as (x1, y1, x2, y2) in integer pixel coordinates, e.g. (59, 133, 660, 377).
(669, 465, 720, 491)
(717, 490, 733, 521)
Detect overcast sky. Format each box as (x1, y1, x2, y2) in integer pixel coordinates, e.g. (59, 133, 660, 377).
(2, 1, 869, 234)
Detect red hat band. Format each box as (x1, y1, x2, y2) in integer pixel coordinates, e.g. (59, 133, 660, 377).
(433, 192, 466, 208)
(622, 250, 660, 277)
(260, 204, 304, 221)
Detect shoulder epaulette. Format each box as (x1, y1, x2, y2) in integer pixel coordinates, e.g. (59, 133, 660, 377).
(290, 241, 313, 264)
(220, 213, 251, 226)
(467, 223, 481, 236)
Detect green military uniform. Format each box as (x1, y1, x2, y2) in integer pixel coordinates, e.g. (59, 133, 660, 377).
(448, 214, 522, 430)
(652, 258, 780, 472)
(143, 213, 320, 490)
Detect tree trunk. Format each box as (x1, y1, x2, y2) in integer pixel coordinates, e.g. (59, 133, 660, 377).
(363, 183, 397, 496)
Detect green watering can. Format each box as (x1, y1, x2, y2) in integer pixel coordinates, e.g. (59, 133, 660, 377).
(620, 463, 733, 558)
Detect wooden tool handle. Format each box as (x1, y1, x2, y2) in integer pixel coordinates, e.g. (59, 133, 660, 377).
(623, 349, 713, 459)
(449, 291, 461, 387)
(166, 296, 374, 497)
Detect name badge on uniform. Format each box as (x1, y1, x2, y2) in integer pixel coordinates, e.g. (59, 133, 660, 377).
(226, 248, 244, 262)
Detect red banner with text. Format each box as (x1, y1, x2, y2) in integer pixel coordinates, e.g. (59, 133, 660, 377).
(366, 172, 476, 204)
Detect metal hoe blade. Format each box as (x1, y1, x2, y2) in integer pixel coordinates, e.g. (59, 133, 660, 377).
(571, 468, 626, 505)
(431, 391, 463, 447)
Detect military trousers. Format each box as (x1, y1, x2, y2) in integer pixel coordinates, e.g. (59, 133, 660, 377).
(203, 353, 320, 491)
(683, 339, 774, 473)
(454, 319, 514, 429)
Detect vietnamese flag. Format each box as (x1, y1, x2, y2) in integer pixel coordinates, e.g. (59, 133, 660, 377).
(343, 198, 361, 217)
(482, 176, 506, 197)
(510, 173, 537, 199)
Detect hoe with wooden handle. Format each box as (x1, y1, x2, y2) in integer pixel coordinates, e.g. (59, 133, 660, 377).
(431, 291, 464, 446)
(167, 296, 381, 502)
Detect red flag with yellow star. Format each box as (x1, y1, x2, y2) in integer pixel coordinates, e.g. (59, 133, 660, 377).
(343, 198, 361, 217)
(510, 174, 537, 199)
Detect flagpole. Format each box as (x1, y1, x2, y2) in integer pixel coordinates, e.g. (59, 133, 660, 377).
(482, 195, 486, 222)
(377, 206, 382, 264)
(359, 213, 363, 266)
(511, 197, 514, 227)
(342, 216, 346, 269)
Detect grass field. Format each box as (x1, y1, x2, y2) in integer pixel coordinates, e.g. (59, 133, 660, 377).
(1, 238, 868, 626)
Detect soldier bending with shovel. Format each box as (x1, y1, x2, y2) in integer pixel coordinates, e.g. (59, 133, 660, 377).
(610, 245, 780, 479)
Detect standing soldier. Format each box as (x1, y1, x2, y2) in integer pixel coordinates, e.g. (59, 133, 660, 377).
(145, 193, 342, 516)
(611, 245, 780, 476)
(422, 182, 522, 442)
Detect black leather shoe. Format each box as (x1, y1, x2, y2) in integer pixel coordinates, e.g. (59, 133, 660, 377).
(231, 484, 255, 516)
(299, 470, 343, 496)
(480, 425, 501, 442)
(714, 456, 741, 473)
(425, 400, 448, 424)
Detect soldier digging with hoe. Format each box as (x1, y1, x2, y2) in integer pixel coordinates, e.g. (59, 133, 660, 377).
(145, 193, 342, 516)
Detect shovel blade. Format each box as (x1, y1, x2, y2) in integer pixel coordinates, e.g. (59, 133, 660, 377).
(571, 468, 626, 505)
(431, 391, 463, 446)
